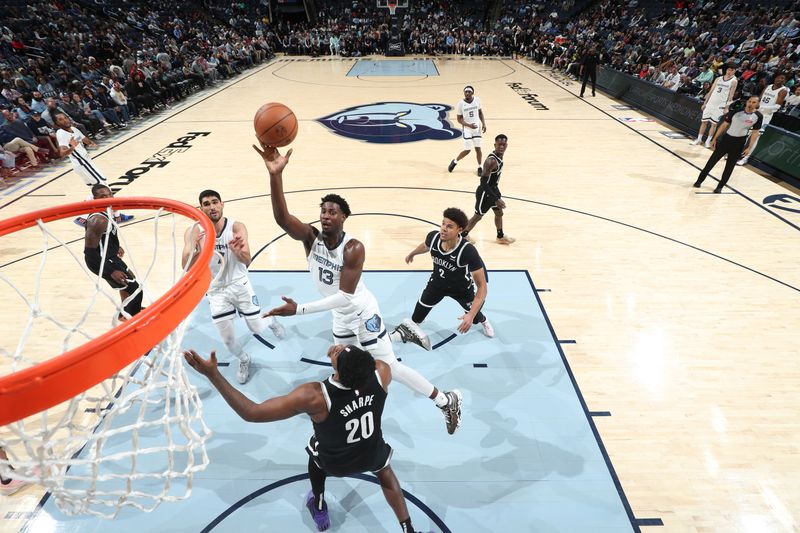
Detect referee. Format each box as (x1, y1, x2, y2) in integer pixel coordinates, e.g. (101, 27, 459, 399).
(693, 95, 762, 193)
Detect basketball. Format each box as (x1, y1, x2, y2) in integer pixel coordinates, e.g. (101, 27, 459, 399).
(253, 102, 298, 147)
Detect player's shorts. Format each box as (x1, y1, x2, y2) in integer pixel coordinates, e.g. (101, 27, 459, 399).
(475, 185, 501, 215)
(100, 256, 132, 289)
(701, 101, 725, 123)
(463, 126, 481, 149)
(306, 435, 393, 477)
(760, 112, 774, 132)
(207, 276, 260, 323)
(70, 153, 108, 186)
(420, 282, 477, 312)
(331, 290, 395, 363)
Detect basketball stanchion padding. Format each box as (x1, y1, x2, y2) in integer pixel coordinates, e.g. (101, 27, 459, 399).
(0, 197, 216, 518)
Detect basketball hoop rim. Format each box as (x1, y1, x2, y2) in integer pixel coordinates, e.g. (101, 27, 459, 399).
(0, 197, 215, 426)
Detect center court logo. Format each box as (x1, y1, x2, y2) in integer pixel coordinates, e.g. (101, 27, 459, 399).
(317, 102, 460, 143)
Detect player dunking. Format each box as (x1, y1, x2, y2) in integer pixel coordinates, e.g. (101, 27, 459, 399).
(182, 189, 285, 384)
(448, 85, 486, 176)
(391, 207, 493, 350)
(462, 134, 515, 245)
(254, 142, 463, 434)
(83, 184, 143, 320)
(183, 345, 434, 533)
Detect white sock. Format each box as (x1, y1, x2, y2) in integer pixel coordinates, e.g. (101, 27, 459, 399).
(433, 391, 449, 408)
(451, 159, 457, 165)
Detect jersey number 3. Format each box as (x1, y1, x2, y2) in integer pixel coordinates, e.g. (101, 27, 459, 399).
(318, 267, 334, 285)
(345, 412, 374, 444)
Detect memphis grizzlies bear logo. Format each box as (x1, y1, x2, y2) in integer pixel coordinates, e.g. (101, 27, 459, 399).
(364, 314, 382, 333)
(317, 102, 461, 144)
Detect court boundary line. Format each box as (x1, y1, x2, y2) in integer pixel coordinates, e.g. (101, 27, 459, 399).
(524, 270, 643, 532)
(510, 58, 800, 234)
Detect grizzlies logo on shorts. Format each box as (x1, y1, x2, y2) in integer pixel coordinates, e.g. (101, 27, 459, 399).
(365, 314, 382, 333)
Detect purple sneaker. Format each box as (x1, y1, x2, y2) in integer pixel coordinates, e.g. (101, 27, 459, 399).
(305, 490, 330, 531)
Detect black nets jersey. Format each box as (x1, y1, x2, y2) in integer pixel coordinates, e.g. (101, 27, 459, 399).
(425, 230, 485, 291)
(312, 371, 387, 474)
(87, 211, 121, 260)
(479, 151, 503, 202)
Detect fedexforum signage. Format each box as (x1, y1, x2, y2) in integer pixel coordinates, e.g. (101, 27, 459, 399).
(108, 132, 211, 192)
(506, 82, 549, 110)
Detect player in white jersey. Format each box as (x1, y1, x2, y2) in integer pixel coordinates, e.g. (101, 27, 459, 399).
(737, 72, 788, 166)
(182, 189, 284, 384)
(693, 65, 738, 148)
(447, 85, 487, 177)
(254, 142, 463, 435)
(54, 111, 133, 225)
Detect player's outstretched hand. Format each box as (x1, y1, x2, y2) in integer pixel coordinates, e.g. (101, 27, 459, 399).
(457, 314, 473, 334)
(405, 252, 415, 264)
(183, 349, 219, 378)
(252, 140, 293, 175)
(263, 296, 298, 317)
(229, 234, 244, 251)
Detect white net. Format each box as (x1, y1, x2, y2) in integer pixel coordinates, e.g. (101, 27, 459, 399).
(0, 203, 213, 518)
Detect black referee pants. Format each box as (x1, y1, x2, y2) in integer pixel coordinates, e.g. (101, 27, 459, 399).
(695, 134, 747, 191)
(580, 69, 596, 97)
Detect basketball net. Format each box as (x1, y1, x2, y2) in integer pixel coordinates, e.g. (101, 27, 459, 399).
(387, 1, 398, 15)
(0, 199, 216, 518)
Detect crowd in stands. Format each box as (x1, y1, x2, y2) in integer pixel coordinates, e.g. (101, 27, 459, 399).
(2, 0, 799, 186)
(0, 0, 274, 185)
(524, 0, 800, 105)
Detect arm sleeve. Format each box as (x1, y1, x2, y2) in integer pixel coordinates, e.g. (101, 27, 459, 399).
(297, 290, 353, 315)
(425, 230, 437, 249)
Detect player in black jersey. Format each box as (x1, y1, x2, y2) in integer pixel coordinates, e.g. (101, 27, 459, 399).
(83, 184, 143, 320)
(391, 207, 493, 348)
(183, 344, 434, 533)
(462, 134, 515, 245)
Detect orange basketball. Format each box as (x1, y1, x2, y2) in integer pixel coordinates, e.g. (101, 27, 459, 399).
(253, 102, 298, 147)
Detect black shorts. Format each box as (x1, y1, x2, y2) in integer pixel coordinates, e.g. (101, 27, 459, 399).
(420, 282, 477, 313)
(101, 257, 131, 289)
(475, 186, 501, 215)
(306, 435, 393, 477)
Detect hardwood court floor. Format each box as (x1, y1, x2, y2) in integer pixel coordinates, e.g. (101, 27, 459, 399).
(1, 56, 799, 532)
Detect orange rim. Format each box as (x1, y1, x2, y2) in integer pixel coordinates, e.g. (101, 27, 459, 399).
(0, 197, 215, 426)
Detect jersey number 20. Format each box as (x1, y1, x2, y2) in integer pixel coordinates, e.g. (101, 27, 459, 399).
(345, 411, 374, 444)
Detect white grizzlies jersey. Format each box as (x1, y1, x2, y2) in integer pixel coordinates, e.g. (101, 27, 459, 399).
(308, 232, 369, 315)
(760, 85, 787, 116)
(210, 218, 250, 289)
(456, 96, 481, 126)
(709, 75, 736, 104)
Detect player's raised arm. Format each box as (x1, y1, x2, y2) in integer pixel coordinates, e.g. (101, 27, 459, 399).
(252, 142, 317, 251)
(183, 349, 326, 423)
(181, 224, 204, 269)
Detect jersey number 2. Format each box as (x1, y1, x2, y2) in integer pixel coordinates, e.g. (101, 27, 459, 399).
(318, 267, 334, 285)
(345, 412, 374, 444)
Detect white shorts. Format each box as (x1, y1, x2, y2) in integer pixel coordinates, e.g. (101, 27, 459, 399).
(70, 153, 108, 186)
(701, 101, 725, 123)
(207, 277, 261, 323)
(463, 126, 482, 149)
(331, 291, 396, 364)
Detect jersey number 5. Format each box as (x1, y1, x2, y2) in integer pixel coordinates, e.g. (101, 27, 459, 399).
(318, 267, 334, 285)
(345, 412, 375, 444)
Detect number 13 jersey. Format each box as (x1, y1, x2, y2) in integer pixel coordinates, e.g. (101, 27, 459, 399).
(308, 231, 369, 315)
